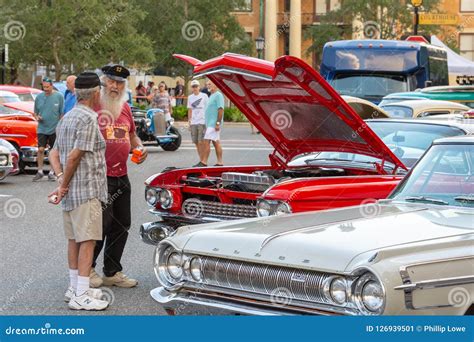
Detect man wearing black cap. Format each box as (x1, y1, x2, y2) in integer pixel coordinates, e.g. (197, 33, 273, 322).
(89, 64, 147, 289)
(49, 72, 109, 310)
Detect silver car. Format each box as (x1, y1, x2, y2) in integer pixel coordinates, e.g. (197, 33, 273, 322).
(151, 136, 474, 316)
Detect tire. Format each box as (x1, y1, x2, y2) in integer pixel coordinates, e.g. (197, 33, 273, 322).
(160, 126, 182, 151)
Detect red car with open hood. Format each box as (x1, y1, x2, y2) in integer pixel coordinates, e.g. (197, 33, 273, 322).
(140, 53, 469, 245)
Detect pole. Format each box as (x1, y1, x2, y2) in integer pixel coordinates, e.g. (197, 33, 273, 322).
(258, 0, 264, 59)
(1, 47, 5, 84)
(414, 6, 419, 35)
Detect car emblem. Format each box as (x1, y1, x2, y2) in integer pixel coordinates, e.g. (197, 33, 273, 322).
(291, 274, 306, 282)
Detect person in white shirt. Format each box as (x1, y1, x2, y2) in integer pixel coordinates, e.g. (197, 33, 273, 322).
(187, 80, 209, 167)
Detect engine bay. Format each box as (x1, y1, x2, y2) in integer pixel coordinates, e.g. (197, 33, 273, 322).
(182, 167, 347, 193)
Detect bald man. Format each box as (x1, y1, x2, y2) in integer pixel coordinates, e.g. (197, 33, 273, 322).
(64, 75, 77, 114)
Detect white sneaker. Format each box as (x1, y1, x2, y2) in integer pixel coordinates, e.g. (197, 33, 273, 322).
(64, 287, 104, 302)
(68, 290, 108, 311)
(90, 268, 103, 288)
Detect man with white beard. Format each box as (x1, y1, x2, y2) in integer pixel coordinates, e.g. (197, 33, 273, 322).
(90, 64, 147, 288)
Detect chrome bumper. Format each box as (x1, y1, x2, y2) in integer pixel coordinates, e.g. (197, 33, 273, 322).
(150, 287, 287, 316)
(0, 165, 13, 179)
(20, 147, 49, 163)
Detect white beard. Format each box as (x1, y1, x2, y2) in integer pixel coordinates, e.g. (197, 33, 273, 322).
(100, 88, 128, 119)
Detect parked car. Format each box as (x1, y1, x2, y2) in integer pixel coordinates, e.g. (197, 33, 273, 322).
(0, 141, 14, 181)
(140, 54, 472, 245)
(380, 85, 474, 108)
(132, 107, 182, 151)
(341, 96, 389, 119)
(151, 135, 474, 316)
(0, 85, 41, 101)
(380, 100, 469, 118)
(0, 139, 19, 175)
(0, 102, 47, 172)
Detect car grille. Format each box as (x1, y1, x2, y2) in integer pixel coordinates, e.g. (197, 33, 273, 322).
(198, 256, 332, 304)
(183, 199, 256, 219)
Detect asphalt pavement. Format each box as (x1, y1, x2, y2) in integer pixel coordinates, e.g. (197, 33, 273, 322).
(0, 124, 271, 315)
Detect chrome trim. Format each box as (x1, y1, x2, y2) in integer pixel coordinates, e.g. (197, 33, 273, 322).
(396, 256, 474, 310)
(155, 134, 179, 139)
(151, 286, 345, 316)
(394, 275, 474, 291)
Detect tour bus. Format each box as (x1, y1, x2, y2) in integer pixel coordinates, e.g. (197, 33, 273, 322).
(320, 37, 449, 104)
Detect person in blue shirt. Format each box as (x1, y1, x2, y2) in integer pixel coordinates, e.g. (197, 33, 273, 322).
(33, 77, 64, 181)
(64, 75, 77, 114)
(202, 81, 224, 166)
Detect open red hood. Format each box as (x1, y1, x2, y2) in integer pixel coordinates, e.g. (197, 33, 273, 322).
(174, 53, 406, 171)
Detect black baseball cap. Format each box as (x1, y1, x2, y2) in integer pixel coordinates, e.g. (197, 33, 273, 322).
(101, 64, 130, 82)
(75, 72, 101, 89)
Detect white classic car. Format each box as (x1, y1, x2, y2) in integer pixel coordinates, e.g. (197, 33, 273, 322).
(0, 141, 13, 181)
(151, 136, 474, 316)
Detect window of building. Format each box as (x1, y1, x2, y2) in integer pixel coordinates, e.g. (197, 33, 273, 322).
(315, 0, 327, 14)
(284, 0, 291, 12)
(233, 0, 252, 12)
(460, 0, 474, 12)
(460, 34, 474, 61)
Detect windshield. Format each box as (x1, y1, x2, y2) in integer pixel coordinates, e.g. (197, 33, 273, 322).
(0, 96, 20, 104)
(303, 122, 466, 169)
(380, 105, 413, 118)
(17, 93, 35, 101)
(390, 144, 474, 207)
(331, 74, 409, 99)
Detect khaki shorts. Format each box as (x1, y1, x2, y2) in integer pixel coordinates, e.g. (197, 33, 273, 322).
(63, 198, 103, 243)
(190, 124, 206, 144)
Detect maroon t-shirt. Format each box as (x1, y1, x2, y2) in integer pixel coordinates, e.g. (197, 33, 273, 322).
(96, 103, 136, 177)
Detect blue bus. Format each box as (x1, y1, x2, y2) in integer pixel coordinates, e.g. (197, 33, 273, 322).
(320, 37, 449, 104)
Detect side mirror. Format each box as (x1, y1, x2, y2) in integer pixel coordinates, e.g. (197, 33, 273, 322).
(424, 80, 433, 88)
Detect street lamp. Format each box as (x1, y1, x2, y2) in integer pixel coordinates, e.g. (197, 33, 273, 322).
(255, 36, 265, 59)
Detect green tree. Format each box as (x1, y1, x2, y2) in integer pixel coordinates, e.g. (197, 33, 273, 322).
(305, 0, 443, 64)
(0, 0, 155, 81)
(133, 0, 253, 88)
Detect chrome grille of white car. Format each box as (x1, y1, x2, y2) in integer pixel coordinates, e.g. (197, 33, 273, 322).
(199, 256, 332, 304)
(196, 200, 257, 219)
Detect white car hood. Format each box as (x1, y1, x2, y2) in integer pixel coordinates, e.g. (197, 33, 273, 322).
(177, 203, 473, 273)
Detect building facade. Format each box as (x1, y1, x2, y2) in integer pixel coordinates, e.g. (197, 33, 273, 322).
(232, 0, 474, 68)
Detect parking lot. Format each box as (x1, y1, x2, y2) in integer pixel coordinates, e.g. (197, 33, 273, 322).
(0, 124, 271, 315)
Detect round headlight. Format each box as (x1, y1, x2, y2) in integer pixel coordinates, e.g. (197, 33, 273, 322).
(189, 257, 202, 281)
(329, 277, 347, 305)
(146, 188, 158, 206)
(275, 202, 292, 216)
(354, 271, 385, 315)
(166, 252, 183, 279)
(159, 189, 173, 209)
(361, 281, 384, 312)
(257, 200, 271, 217)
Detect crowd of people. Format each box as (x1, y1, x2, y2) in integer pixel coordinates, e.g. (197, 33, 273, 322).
(32, 66, 226, 310)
